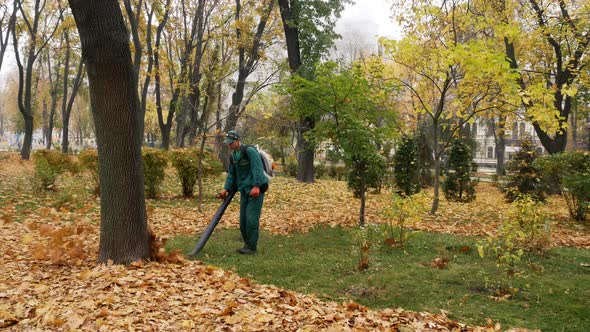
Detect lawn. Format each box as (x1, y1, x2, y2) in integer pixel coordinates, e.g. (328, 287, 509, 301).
(171, 226, 590, 331)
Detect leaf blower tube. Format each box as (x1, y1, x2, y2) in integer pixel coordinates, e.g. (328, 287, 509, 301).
(189, 188, 237, 256)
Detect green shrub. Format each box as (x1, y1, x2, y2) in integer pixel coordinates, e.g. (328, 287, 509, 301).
(346, 152, 385, 198)
(327, 164, 346, 180)
(382, 192, 428, 250)
(314, 161, 327, 179)
(32, 149, 75, 191)
(535, 151, 590, 222)
(142, 148, 169, 199)
(78, 149, 100, 196)
(285, 157, 298, 177)
(393, 138, 421, 196)
(171, 148, 223, 198)
(504, 139, 546, 202)
(443, 140, 477, 202)
(478, 195, 551, 293)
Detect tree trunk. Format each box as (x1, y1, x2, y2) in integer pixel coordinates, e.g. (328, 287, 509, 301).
(61, 31, 71, 153)
(359, 180, 366, 228)
(42, 98, 48, 146)
(62, 59, 84, 153)
(46, 55, 61, 150)
(278, 0, 315, 183)
(21, 114, 34, 158)
(68, 0, 150, 265)
(187, 0, 207, 146)
(430, 118, 440, 214)
(492, 116, 506, 176)
(175, 98, 190, 147)
(296, 116, 314, 183)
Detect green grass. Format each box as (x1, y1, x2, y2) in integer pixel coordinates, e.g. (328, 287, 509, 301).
(170, 226, 590, 331)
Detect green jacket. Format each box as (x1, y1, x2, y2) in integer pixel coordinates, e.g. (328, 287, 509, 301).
(224, 145, 269, 193)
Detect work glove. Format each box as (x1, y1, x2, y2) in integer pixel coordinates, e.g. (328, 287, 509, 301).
(216, 190, 229, 199)
(249, 186, 260, 198)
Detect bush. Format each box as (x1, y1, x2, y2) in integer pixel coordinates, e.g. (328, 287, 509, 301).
(142, 148, 169, 199)
(32, 149, 76, 191)
(504, 139, 546, 202)
(347, 152, 385, 198)
(382, 192, 428, 249)
(443, 140, 477, 202)
(171, 148, 223, 198)
(478, 195, 551, 293)
(78, 149, 100, 196)
(535, 151, 590, 222)
(327, 164, 346, 180)
(315, 161, 327, 179)
(393, 138, 421, 196)
(285, 157, 298, 177)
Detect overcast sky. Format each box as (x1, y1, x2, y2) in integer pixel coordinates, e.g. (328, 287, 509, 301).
(336, 0, 400, 40)
(333, 0, 400, 61)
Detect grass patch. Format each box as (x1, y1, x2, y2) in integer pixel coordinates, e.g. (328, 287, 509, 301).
(170, 226, 590, 331)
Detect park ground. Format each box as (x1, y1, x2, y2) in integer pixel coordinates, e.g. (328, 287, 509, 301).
(0, 152, 589, 331)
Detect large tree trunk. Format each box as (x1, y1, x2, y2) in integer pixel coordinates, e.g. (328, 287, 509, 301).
(278, 0, 315, 183)
(68, 0, 150, 265)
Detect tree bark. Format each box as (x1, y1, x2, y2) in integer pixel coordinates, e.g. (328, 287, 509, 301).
(68, 0, 150, 265)
(430, 117, 440, 214)
(46, 52, 61, 150)
(296, 116, 314, 182)
(62, 58, 85, 153)
(278, 0, 315, 183)
(152, 1, 171, 149)
(359, 179, 366, 228)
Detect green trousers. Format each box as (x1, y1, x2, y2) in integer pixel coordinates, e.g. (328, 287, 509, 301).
(239, 191, 265, 250)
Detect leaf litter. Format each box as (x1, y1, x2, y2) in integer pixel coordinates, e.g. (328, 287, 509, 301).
(2, 154, 583, 330)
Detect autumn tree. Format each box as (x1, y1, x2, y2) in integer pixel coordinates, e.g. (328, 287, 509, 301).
(287, 59, 398, 226)
(13, 0, 64, 159)
(68, 0, 150, 264)
(483, 0, 590, 153)
(58, 13, 85, 153)
(277, 0, 350, 183)
(383, 1, 518, 213)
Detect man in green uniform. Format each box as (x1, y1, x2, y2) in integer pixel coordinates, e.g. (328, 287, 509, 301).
(217, 130, 269, 255)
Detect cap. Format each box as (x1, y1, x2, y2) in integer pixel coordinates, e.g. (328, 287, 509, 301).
(223, 130, 240, 145)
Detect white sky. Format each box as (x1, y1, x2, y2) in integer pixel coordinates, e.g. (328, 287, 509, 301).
(332, 0, 401, 60)
(336, 0, 400, 40)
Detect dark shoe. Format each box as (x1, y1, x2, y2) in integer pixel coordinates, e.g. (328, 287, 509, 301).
(237, 247, 257, 255)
